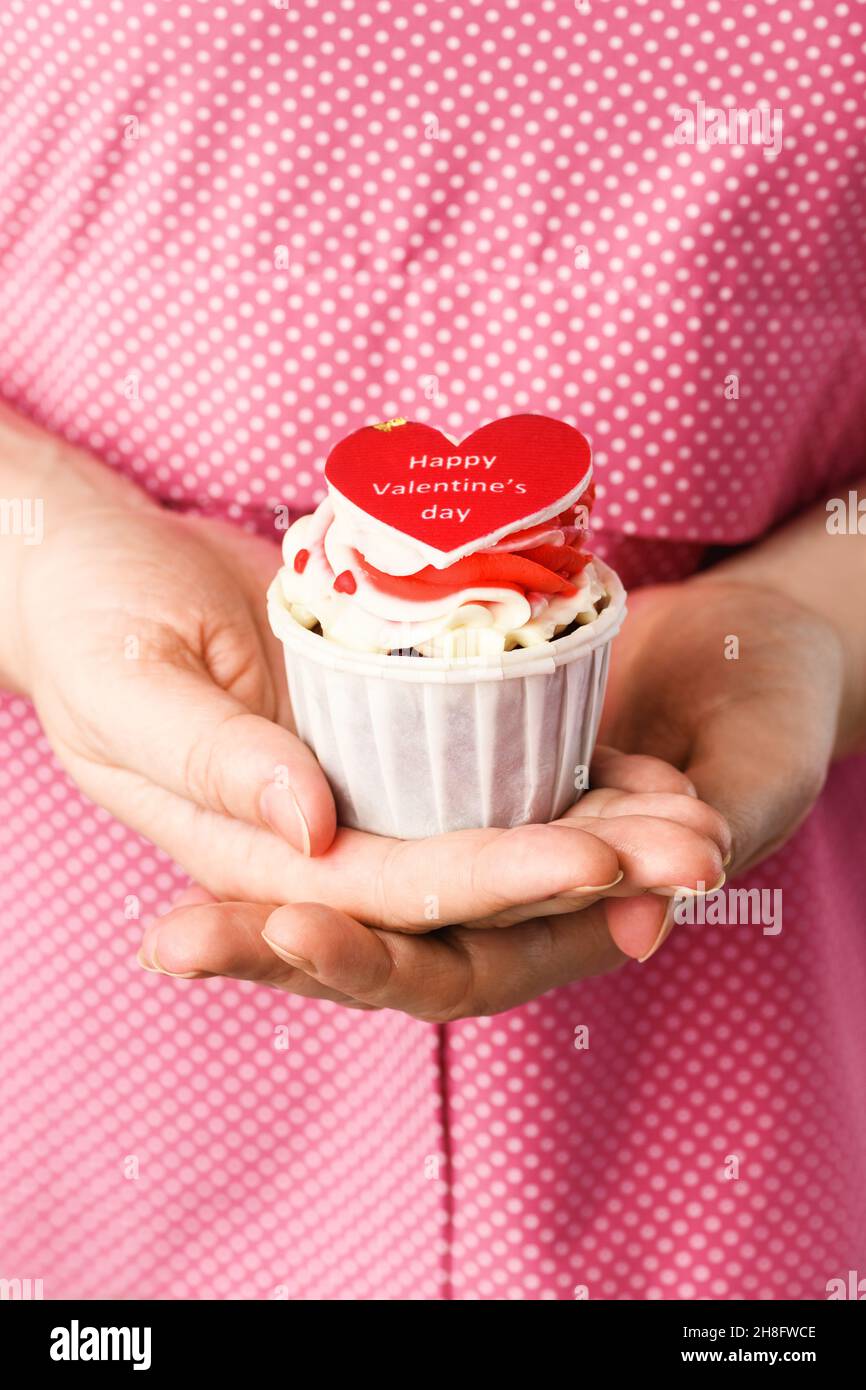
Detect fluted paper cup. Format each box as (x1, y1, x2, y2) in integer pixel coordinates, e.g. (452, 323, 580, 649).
(267, 558, 626, 839)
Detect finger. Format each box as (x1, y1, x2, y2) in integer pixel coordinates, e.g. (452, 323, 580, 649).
(69, 757, 623, 925)
(311, 820, 624, 930)
(262, 901, 626, 1020)
(591, 745, 698, 798)
(566, 787, 732, 859)
(554, 810, 725, 897)
(476, 789, 730, 927)
(138, 901, 364, 1004)
(166, 883, 217, 910)
(117, 664, 337, 855)
(605, 894, 674, 962)
(91, 688, 717, 918)
(471, 891, 611, 930)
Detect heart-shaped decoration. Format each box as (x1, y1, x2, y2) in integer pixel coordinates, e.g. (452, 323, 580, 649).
(324, 414, 592, 568)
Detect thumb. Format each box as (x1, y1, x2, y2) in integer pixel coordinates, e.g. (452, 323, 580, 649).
(117, 663, 337, 855)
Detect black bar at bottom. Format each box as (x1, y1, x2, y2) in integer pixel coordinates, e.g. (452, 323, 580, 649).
(2, 1296, 863, 1374)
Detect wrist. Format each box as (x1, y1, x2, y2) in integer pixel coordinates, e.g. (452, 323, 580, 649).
(697, 487, 866, 760)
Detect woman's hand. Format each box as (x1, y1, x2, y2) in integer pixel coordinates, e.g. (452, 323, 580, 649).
(18, 503, 711, 911)
(600, 574, 848, 876)
(141, 541, 861, 1018)
(18, 507, 727, 917)
(18, 501, 339, 857)
(138, 746, 730, 1013)
(5, 409, 726, 946)
(7, 408, 860, 1019)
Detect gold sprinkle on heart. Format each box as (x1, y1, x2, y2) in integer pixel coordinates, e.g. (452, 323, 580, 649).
(372, 417, 408, 431)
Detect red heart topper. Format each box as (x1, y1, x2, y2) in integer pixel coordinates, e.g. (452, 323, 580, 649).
(324, 415, 592, 568)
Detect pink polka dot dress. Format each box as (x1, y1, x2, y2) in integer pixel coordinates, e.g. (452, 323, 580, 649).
(1, 0, 866, 1301)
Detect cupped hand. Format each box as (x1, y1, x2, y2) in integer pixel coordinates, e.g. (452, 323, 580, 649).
(19, 502, 338, 857)
(139, 746, 731, 1016)
(19, 496, 727, 963)
(599, 574, 845, 875)
(140, 569, 844, 1018)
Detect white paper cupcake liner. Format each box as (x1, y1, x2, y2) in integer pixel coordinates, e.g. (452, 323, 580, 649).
(267, 558, 626, 839)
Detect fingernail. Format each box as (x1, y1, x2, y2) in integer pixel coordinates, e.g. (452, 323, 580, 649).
(722, 848, 733, 868)
(136, 948, 162, 975)
(567, 870, 625, 896)
(137, 938, 207, 980)
(260, 782, 311, 856)
(261, 933, 316, 975)
(651, 870, 726, 899)
(638, 899, 677, 963)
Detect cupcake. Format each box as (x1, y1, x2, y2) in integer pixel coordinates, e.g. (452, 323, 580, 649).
(267, 415, 626, 838)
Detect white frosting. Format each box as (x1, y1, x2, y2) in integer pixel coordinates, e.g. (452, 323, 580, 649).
(275, 496, 607, 657)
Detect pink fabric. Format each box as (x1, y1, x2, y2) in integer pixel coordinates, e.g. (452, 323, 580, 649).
(1, 0, 865, 1300)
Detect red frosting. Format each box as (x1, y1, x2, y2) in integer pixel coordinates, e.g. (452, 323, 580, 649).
(356, 551, 577, 601)
(349, 482, 596, 604)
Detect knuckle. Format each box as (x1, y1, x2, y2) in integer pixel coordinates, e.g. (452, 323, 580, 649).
(183, 710, 247, 816)
(417, 932, 489, 1023)
(374, 840, 412, 929)
(183, 727, 219, 811)
(470, 826, 526, 912)
(357, 935, 399, 1005)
